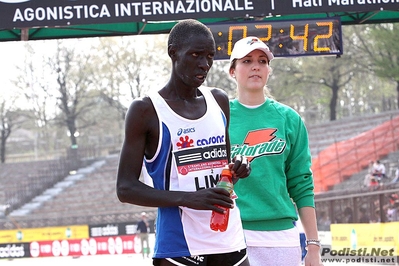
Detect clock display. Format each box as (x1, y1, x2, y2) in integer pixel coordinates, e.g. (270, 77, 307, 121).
(208, 18, 343, 60)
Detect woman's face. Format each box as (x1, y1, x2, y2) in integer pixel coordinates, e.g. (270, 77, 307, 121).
(230, 49, 270, 92)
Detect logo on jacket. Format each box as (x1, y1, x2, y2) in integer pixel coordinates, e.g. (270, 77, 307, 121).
(174, 144, 228, 175)
(231, 128, 286, 162)
(177, 135, 194, 149)
(177, 127, 195, 136)
(197, 135, 225, 146)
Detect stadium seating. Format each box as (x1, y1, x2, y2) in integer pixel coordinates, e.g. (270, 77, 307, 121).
(311, 113, 399, 192)
(1, 110, 398, 229)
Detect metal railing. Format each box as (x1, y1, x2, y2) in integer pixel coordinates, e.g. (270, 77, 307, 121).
(312, 115, 399, 192)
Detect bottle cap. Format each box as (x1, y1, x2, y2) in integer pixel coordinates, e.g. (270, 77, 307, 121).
(222, 165, 232, 177)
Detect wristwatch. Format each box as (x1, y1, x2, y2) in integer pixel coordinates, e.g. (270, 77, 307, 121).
(305, 239, 321, 249)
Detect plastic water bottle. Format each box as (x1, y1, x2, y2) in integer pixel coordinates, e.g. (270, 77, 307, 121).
(210, 166, 234, 232)
(350, 228, 357, 250)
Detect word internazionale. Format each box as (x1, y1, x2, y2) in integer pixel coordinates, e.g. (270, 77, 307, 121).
(12, 0, 255, 22)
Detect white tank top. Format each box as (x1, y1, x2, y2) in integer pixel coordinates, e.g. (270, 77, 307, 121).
(145, 86, 246, 258)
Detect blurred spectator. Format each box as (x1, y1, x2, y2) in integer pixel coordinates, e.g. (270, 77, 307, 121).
(343, 207, 354, 223)
(367, 160, 374, 174)
(371, 208, 382, 223)
(363, 174, 371, 187)
(136, 212, 150, 258)
(372, 160, 386, 180)
(386, 206, 398, 222)
(386, 194, 399, 222)
(389, 161, 399, 184)
(364, 174, 379, 190)
(0, 204, 10, 217)
(317, 211, 331, 231)
(359, 207, 370, 223)
(388, 193, 399, 205)
(369, 176, 379, 189)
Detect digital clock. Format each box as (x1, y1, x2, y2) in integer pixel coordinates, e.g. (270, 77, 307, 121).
(207, 18, 343, 60)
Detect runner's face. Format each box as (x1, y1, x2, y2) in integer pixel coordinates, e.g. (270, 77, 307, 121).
(174, 33, 215, 88)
